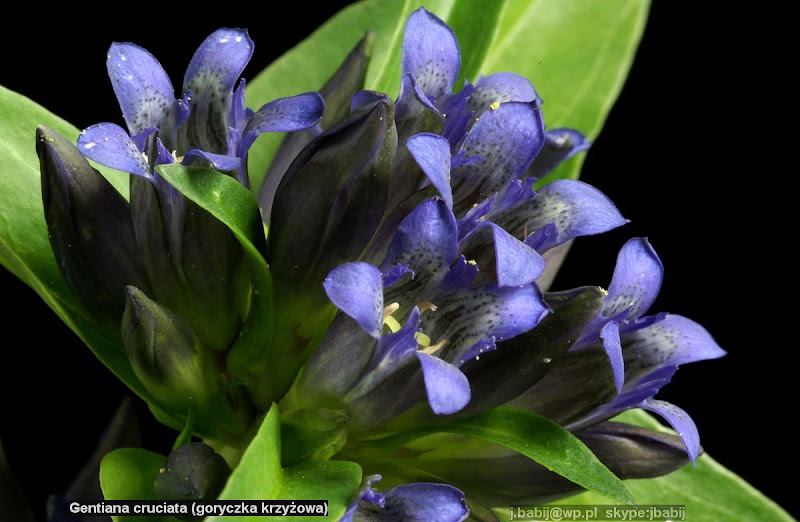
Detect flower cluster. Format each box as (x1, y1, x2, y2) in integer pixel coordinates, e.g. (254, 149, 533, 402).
(35, 8, 724, 521)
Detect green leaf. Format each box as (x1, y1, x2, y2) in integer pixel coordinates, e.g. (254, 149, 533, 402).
(536, 410, 793, 522)
(208, 404, 362, 522)
(362, 407, 632, 505)
(100, 448, 178, 522)
(156, 164, 276, 407)
(244, 0, 648, 191)
(0, 85, 153, 402)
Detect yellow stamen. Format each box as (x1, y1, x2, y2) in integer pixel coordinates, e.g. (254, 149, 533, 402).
(490, 101, 501, 110)
(415, 332, 431, 347)
(384, 316, 402, 333)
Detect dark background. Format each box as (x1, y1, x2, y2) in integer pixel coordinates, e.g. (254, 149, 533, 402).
(1, 2, 792, 520)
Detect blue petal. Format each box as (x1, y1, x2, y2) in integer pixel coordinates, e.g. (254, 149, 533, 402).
(458, 223, 545, 287)
(372, 308, 421, 370)
(182, 150, 241, 171)
(106, 42, 175, 135)
(344, 477, 468, 522)
(244, 92, 324, 137)
(231, 79, 248, 132)
(528, 128, 591, 179)
(379, 482, 469, 522)
(440, 85, 474, 150)
(451, 102, 545, 214)
(422, 281, 549, 365)
(180, 28, 254, 153)
(417, 352, 471, 415)
(341, 476, 383, 522)
(398, 8, 460, 114)
(352, 90, 389, 112)
(381, 199, 459, 297)
(600, 321, 624, 394)
(382, 264, 414, 287)
(603, 238, 663, 320)
(78, 123, 150, 177)
(407, 133, 453, 209)
(467, 73, 540, 116)
(323, 262, 384, 339)
(490, 179, 627, 251)
(621, 314, 726, 386)
(643, 399, 701, 465)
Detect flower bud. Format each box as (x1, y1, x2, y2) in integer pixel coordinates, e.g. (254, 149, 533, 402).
(129, 175, 250, 351)
(154, 442, 231, 510)
(121, 286, 221, 417)
(270, 94, 396, 296)
(259, 33, 374, 220)
(267, 94, 397, 395)
(37, 126, 151, 337)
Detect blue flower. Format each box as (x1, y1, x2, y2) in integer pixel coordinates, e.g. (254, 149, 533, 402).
(77, 28, 323, 186)
(274, 9, 725, 514)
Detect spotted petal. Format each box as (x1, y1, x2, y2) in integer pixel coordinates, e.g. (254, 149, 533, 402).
(490, 179, 627, 251)
(622, 314, 726, 385)
(423, 277, 549, 366)
(467, 73, 540, 116)
(451, 102, 544, 215)
(457, 223, 545, 287)
(240, 92, 325, 153)
(323, 262, 384, 339)
(527, 128, 590, 180)
(642, 399, 701, 465)
(382, 199, 458, 300)
(407, 133, 453, 209)
(603, 238, 663, 320)
(600, 321, 624, 394)
(398, 8, 460, 116)
(78, 123, 150, 177)
(416, 352, 471, 415)
(106, 42, 175, 135)
(180, 28, 254, 154)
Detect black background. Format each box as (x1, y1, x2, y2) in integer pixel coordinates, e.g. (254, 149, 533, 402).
(1, 2, 793, 520)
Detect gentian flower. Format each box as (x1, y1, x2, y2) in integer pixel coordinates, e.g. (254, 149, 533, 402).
(37, 28, 323, 440)
(31, 8, 726, 521)
(270, 8, 724, 514)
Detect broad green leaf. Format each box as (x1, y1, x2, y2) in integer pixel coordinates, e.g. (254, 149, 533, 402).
(361, 407, 632, 506)
(99, 448, 178, 522)
(0, 85, 151, 402)
(244, 0, 648, 191)
(156, 164, 276, 407)
(534, 410, 793, 522)
(209, 404, 362, 522)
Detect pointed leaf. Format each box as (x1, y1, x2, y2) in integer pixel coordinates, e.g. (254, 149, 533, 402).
(99, 448, 174, 522)
(0, 85, 154, 404)
(245, 0, 648, 190)
(155, 164, 275, 407)
(529, 410, 793, 522)
(371, 406, 632, 505)
(208, 404, 362, 522)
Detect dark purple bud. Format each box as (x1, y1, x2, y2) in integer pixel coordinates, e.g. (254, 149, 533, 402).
(260, 33, 374, 221)
(269, 93, 397, 322)
(577, 421, 692, 479)
(154, 442, 231, 508)
(37, 126, 151, 337)
(129, 174, 249, 351)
